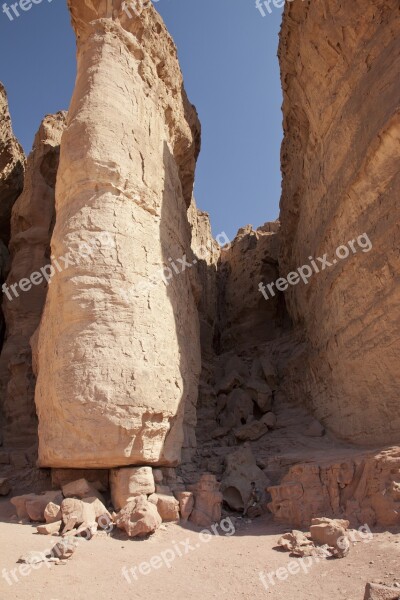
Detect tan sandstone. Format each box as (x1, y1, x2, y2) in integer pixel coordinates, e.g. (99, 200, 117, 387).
(34, 0, 201, 468)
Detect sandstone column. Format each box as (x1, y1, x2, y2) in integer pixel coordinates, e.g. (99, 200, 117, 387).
(34, 1, 201, 467)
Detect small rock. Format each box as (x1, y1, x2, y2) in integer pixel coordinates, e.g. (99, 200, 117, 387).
(364, 582, 400, 599)
(37, 521, 62, 536)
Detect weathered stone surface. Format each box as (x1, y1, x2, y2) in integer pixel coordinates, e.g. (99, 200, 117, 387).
(37, 521, 62, 536)
(233, 418, 269, 442)
(175, 491, 194, 522)
(279, 0, 400, 445)
(11, 491, 62, 521)
(310, 517, 350, 555)
(0, 83, 25, 444)
(44, 501, 62, 524)
(0, 82, 25, 246)
(221, 445, 270, 512)
(364, 583, 400, 600)
(268, 448, 400, 528)
(110, 467, 155, 511)
(189, 473, 222, 527)
(0, 112, 65, 448)
(34, 1, 201, 468)
(115, 495, 161, 538)
(61, 497, 111, 528)
(26, 491, 63, 522)
(217, 223, 281, 352)
(277, 530, 315, 557)
(148, 491, 180, 522)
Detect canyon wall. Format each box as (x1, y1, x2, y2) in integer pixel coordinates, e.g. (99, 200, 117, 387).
(278, 0, 400, 446)
(0, 84, 25, 248)
(34, 0, 202, 468)
(0, 113, 66, 448)
(0, 84, 25, 441)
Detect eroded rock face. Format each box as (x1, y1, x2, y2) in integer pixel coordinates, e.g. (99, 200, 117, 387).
(0, 112, 66, 448)
(0, 83, 25, 246)
(34, 1, 201, 467)
(0, 83, 25, 441)
(268, 447, 400, 528)
(217, 223, 283, 353)
(278, 0, 400, 445)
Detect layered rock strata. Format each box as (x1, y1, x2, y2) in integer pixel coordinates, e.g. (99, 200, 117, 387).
(34, 1, 201, 467)
(268, 447, 400, 528)
(278, 0, 400, 445)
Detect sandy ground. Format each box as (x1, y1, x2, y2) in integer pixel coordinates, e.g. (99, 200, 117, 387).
(0, 499, 399, 600)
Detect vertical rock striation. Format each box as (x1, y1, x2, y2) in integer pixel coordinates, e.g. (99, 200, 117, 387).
(278, 0, 400, 445)
(0, 113, 66, 447)
(34, 1, 201, 467)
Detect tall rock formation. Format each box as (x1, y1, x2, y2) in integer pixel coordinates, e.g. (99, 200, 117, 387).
(0, 113, 66, 448)
(0, 83, 25, 247)
(278, 0, 400, 445)
(34, 1, 201, 468)
(0, 83, 25, 441)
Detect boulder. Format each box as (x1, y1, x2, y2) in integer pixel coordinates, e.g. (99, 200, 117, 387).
(115, 496, 162, 538)
(234, 419, 269, 442)
(148, 492, 180, 522)
(221, 445, 270, 511)
(262, 412, 277, 429)
(110, 467, 155, 511)
(277, 530, 316, 557)
(44, 502, 62, 524)
(310, 517, 350, 555)
(26, 492, 63, 523)
(10, 494, 37, 519)
(189, 473, 223, 527)
(11, 491, 62, 522)
(364, 583, 400, 600)
(61, 497, 111, 529)
(175, 491, 194, 522)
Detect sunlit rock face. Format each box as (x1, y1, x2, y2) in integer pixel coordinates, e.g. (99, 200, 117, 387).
(278, 0, 400, 445)
(34, 1, 201, 468)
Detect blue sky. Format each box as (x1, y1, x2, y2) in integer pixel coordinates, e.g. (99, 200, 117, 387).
(0, 0, 283, 240)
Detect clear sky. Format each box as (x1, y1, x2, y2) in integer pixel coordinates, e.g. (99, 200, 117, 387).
(0, 0, 284, 240)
